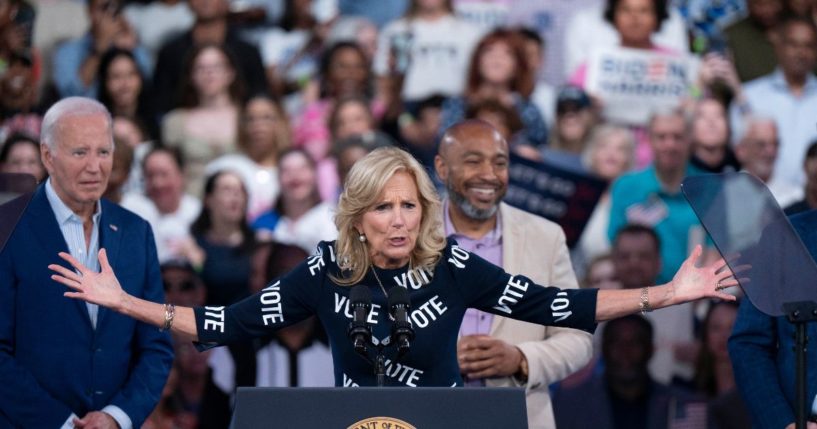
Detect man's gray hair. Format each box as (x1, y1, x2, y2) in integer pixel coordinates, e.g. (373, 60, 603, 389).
(646, 105, 692, 132)
(736, 115, 778, 145)
(41, 97, 113, 150)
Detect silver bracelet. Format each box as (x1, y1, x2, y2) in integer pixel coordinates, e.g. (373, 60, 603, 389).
(160, 304, 176, 331)
(639, 287, 652, 315)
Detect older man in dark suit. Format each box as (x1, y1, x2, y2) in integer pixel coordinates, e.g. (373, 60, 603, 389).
(0, 97, 172, 428)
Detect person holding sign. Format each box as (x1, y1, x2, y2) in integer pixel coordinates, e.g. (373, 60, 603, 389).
(48, 141, 737, 391)
(569, 0, 690, 168)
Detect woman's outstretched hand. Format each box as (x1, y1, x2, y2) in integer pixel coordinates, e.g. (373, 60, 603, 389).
(49, 248, 127, 312)
(670, 245, 743, 304)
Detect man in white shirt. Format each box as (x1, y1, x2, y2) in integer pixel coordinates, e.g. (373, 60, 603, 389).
(730, 17, 817, 189)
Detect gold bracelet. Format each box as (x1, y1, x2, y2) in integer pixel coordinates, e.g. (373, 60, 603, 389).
(639, 287, 652, 315)
(160, 304, 176, 331)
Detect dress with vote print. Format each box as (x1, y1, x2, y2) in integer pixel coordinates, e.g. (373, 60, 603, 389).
(194, 239, 598, 388)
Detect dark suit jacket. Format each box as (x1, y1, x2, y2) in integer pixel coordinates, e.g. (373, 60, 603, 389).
(729, 209, 817, 428)
(0, 186, 173, 428)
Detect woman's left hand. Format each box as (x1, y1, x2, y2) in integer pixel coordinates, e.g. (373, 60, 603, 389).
(670, 245, 742, 304)
(49, 248, 128, 312)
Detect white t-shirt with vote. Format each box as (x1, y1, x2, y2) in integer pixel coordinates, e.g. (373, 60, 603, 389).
(373, 15, 482, 101)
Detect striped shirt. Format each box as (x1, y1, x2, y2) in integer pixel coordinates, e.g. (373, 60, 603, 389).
(45, 178, 101, 327)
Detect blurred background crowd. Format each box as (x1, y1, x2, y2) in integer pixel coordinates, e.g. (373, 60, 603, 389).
(1, 0, 816, 427)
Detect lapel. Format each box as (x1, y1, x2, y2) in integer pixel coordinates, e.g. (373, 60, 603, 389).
(95, 200, 122, 328)
(27, 186, 94, 328)
(491, 204, 522, 335)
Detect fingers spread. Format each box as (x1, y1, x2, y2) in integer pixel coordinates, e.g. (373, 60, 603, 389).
(98, 248, 112, 273)
(51, 274, 82, 290)
(57, 252, 87, 274)
(48, 264, 81, 282)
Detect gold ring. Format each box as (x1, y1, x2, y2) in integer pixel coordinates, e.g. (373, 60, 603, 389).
(715, 282, 724, 291)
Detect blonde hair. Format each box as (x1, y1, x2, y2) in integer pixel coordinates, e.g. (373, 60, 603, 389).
(332, 146, 446, 285)
(581, 124, 636, 175)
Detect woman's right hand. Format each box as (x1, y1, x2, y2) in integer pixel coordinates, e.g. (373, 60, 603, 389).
(49, 248, 128, 312)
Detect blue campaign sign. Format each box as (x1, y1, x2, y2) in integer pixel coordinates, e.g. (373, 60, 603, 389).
(504, 153, 607, 247)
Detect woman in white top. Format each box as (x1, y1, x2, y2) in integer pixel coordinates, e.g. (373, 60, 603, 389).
(373, 0, 482, 103)
(251, 148, 337, 252)
(206, 94, 292, 222)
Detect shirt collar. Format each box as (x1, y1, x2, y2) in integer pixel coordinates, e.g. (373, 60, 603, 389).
(442, 198, 502, 245)
(769, 68, 817, 93)
(45, 177, 102, 225)
(648, 163, 701, 196)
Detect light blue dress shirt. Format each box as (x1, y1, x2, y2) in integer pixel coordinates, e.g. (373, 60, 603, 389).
(45, 179, 133, 429)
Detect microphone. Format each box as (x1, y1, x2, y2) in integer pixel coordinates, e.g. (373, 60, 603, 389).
(347, 285, 372, 356)
(387, 286, 415, 358)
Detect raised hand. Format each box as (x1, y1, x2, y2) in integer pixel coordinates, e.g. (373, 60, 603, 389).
(49, 248, 127, 312)
(670, 245, 742, 304)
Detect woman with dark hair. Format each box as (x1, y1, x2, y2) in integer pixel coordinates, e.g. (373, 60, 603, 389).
(439, 29, 548, 147)
(0, 132, 45, 182)
(96, 48, 159, 140)
(689, 97, 740, 173)
(251, 148, 337, 252)
(568, 0, 682, 168)
(186, 169, 258, 388)
(569, 0, 671, 86)
(162, 43, 244, 197)
(292, 41, 381, 201)
(206, 93, 291, 222)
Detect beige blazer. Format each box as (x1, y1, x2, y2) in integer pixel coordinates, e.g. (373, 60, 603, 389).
(484, 203, 593, 429)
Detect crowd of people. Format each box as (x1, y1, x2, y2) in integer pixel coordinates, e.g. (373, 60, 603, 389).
(1, 0, 817, 428)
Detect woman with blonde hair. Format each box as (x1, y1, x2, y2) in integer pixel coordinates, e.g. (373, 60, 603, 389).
(50, 136, 737, 388)
(575, 124, 637, 272)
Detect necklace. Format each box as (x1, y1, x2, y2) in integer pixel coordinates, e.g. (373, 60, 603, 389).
(370, 264, 389, 298)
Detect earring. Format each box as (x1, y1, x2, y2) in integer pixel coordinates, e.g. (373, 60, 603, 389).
(359, 234, 366, 243)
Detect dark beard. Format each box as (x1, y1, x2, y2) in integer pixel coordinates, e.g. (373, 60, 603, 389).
(446, 179, 501, 221)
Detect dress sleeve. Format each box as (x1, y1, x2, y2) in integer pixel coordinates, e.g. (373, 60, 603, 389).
(446, 243, 598, 333)
(193, 244, 329, 347)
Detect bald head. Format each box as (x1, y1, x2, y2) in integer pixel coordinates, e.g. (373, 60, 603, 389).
(438, 119, 507, 159)
(435, 120, 509, 224)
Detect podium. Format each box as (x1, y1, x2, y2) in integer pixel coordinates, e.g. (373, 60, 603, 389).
(230, 387, 528, 428)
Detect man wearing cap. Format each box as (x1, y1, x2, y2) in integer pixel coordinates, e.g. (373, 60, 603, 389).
(540, 85, 595, 173)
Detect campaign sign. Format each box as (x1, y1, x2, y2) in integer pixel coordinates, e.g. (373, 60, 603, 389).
(586, 47, 693, 125)
(504, 153, 607, 247)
